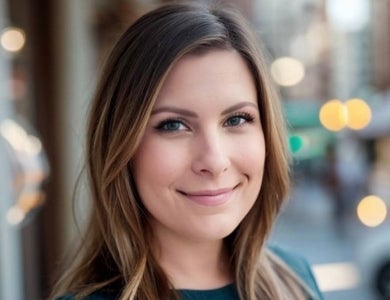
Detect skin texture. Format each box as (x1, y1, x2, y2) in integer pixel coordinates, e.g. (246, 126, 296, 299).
(132, 49, 265, 289)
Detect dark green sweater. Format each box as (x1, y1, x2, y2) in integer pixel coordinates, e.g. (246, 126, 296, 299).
(177, 283, 238, 299)
(57, 245, 323, 300)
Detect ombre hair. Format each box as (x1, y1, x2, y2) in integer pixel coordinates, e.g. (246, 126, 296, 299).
(51, 2, 312, 300)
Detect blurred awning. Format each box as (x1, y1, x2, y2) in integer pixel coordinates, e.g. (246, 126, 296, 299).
(283, 99, 322, 128)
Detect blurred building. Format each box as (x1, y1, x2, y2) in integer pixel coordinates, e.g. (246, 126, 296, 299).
(254, 0, 332, 101)
(372, 0, 390, 90)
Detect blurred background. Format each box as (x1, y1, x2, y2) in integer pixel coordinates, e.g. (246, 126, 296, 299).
(0, 0, 389, 299)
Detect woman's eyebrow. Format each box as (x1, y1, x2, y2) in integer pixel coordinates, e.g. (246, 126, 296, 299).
(151, 106, 198, 117)
(151, 101, 258, 117)
(221, 102, 258, 115)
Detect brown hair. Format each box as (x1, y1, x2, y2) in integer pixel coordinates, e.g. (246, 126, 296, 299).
(51, 2, 310, 299)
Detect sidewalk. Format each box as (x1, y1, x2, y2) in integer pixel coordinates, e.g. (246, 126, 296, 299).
(270, 180, 379, 299)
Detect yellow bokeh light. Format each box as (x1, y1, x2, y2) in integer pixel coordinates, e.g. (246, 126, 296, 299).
(319, 99, 348, 131)
(357, 195, 387, 227)
(0, 27, 26, 52)
(270, 57, 305, 87)
(345, 98, 371, 130)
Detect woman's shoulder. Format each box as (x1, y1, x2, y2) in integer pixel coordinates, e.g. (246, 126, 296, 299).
(268, 244, 315, 280)
(267, 244, 324, 300)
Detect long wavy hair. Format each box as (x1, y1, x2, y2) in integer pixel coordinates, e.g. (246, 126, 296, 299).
(51, 2, 311, 299)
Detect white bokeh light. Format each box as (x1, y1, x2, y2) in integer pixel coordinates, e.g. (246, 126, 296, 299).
(270, 57, 305, 87)
(0, 27, 26, 52)
(326, 0, 370, 32)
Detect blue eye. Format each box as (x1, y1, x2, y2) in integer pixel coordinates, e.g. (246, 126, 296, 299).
(224, 113, 254, 127)
(155, 119, 187, 132)
(225, 116, 243, 126)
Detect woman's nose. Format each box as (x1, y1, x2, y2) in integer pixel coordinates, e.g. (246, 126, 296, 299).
(191, 132, 231, 177)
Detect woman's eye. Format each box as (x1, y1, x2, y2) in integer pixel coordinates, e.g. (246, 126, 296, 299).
(224, 113, 254, 127)
(225, 116, 243, 127)
(155, 119, 187, 132)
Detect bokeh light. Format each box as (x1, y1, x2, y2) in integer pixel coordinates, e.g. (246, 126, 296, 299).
(0, 27, 26, 52)
(289, 134, 303, 153)
(326, 0, 370, 32)
(0, 118, 49, 226)
(289, 134, 308, 154)
(6, 206, 25, 226)
(357, 195, 387, 227)
(345, 98, 372, 130)
(270, 57, 305, 87)
(319, 98, 372, 131)
(319, 99, 347, 131)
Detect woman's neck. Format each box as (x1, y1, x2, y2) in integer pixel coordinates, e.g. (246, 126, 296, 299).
(153, 233, 233, 290)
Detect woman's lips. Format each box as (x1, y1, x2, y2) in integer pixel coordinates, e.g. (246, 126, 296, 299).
(178, 188, 235, 206)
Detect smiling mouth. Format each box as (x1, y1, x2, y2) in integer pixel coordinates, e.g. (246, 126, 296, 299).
(178, 186, 237, 207)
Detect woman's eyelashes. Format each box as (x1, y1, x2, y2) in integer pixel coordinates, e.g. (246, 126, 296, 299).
(154, 112, 256, 133)
(223, 112, 255, 127)
(155, 118, 189, 132)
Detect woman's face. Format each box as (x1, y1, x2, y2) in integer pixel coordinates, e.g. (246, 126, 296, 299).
(132, 49, 265, 243)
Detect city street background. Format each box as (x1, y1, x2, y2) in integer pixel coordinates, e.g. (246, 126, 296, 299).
(1, 0, 389, 299)
(271, 177, 388, 300)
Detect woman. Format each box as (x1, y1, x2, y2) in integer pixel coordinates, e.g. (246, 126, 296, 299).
(52, 2, 323, 299)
